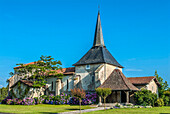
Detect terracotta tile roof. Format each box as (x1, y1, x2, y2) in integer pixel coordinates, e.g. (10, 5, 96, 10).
(99, 69, 139, 91)
(14, 62, 36, 69)
(20, 80, 34, 87)
(127, 76, 160, 86)
(10, 80, 34, 88)
(13, 61, 75, 75)
(53, 67, 75, 75)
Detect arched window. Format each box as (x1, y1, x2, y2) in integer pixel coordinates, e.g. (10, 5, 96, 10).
(67, 79, 69, 90)
(52, 81, 53, 90)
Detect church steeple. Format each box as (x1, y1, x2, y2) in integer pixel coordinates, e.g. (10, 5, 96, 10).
(93, 11, 105, 47)
(73, 11, 123, 68)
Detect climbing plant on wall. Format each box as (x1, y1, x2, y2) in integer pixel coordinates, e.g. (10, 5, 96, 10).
(16, 55, 63, 87)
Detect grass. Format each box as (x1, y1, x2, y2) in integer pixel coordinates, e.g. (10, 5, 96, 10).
(0, 104, 94, 113)
(85, 106, 170, 114)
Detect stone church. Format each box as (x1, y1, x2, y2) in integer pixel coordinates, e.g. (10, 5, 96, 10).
(8, 11, 160, 104)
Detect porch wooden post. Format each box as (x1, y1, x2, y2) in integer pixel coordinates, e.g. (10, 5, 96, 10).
(115, 91, 118, 102)
(126, 91, 129, 103)
(120, 91, 121, 103)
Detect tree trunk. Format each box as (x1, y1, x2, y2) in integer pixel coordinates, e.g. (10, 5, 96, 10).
(79, 98, 81, 113)
(104, 97, 106, 111)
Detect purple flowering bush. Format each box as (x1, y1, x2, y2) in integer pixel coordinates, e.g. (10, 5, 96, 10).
(2, 92, 98, 105)
(22, 98, 35, 105)
(69, 92, 98, 105)
(1, 96, 12, 104)
(2, 97, 36, 105)
(43, 93, 70, 105)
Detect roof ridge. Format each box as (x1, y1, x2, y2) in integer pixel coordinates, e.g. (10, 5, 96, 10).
(118, 70, 131, 90)
(101, 47, 106, 63)
(127, 76, 155, 78)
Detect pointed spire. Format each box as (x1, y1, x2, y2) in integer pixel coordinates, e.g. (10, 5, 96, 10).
(93, 11, 105, 47)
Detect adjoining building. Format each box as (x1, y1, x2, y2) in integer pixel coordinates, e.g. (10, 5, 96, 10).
(8, 11, 160, 104)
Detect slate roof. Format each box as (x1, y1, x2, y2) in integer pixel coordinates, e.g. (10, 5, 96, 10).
(99, 69, 139, 91)
(73, 46, 123, 68)
(93, 12, 105, 47)
(127, 76, 160, 86)
(73, 12, 123, 68)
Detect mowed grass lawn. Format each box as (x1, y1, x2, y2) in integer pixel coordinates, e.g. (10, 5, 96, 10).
(0, 104, 94, 113)
(85, 106, 170, 114)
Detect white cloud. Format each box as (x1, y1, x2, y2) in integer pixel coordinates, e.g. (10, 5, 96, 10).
(125, 69, 143, 71)
(0, 85, 3, 88)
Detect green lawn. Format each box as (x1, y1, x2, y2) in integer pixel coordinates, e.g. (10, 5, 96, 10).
(85, 106, 170, 114)
(0, 104, 94, 113)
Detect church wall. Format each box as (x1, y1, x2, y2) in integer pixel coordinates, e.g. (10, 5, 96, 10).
(105, 64, 122, 79)
(75, 64, 101, 91)
(95, 64, 122, 88)
(11, 83, 45, 99)
(46, 75, 74, 95)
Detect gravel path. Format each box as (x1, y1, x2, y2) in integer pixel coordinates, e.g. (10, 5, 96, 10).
(59, 107, 107, 114)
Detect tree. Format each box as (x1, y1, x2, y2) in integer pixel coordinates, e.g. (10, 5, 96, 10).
(71, 88, 86, 113)
(0, 86, 8, 103)
(95, 88, 112, 110)
(134, 89, 157, 106)
(155, 70, 169, 96)
(16, 55, 63, 87)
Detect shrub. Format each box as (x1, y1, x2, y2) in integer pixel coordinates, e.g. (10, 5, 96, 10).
(71, 88, 86, 113)
(95, 88, 112, 110)
(155, 98, 164, 107)
(22, 98, 35, 105)
(7, 99, 13, 105)
(134, 89, 157, 106)
(1, 96, 12, 104)
(69, 93, 98, 105)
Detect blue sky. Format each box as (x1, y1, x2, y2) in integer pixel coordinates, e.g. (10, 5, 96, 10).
(0, 0, 169, 87)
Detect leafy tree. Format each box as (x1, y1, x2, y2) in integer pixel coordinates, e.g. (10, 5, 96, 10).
(16, 55, 63, 87)
(155, 98, 164, 107)
(95, 88, 112, 110)
(134, 89, 157, 106)
(155, 70, 169, 97)
(154, 70, 170, 105)
(163, 91, 170, 105)
(71, 88, 86, 113)
(0, 86, 8, 102)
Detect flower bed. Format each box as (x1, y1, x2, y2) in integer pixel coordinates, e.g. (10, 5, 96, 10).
(1, 92, 98, 105)
(69, 92, 98, 105)
(3, 98, 35, 105)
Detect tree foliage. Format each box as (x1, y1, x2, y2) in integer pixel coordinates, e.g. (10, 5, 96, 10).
(71, 88, 86, 113)
(0, 86, 8, 102)
(155, 70, 169, 97)
(95, 88, 112, 110)
(134, 89, 157, 106)
(154, 70, 170, 105)
(15, 55, 63, 87)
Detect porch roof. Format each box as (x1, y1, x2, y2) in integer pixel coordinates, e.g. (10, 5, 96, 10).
(98, 69, 139, 91)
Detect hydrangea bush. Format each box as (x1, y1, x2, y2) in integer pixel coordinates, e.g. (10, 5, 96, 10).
(2, 92, 98, 105)
(69, 92, 98, 105)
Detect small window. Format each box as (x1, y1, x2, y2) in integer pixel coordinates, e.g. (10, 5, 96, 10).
(67, 79, 69, 90)
(152, 86, 154, 91)
(86, 65, 90, 69)
(52, 81, 53, 90)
